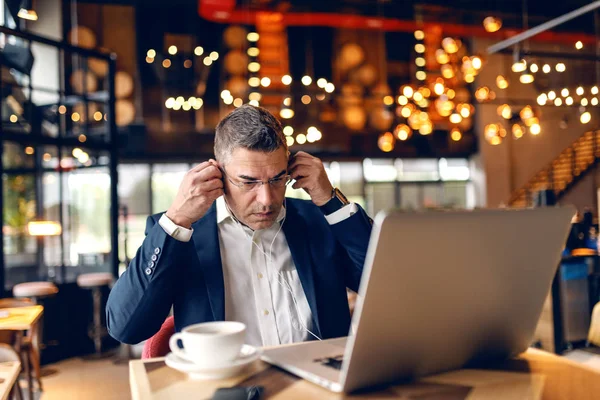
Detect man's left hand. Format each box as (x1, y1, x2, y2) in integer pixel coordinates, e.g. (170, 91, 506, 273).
(289, 151, 334, 206)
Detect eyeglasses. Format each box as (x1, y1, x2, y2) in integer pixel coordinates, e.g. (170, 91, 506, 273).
(221, 168, 291, 192)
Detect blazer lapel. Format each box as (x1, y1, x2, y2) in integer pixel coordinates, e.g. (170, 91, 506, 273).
(283, 202, 322, 338)
(191, 204, 225, 321)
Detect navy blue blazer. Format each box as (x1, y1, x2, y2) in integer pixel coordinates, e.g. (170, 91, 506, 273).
(106, 198, 372, 345)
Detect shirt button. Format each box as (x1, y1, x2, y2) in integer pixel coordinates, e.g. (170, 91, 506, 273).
(257, 273, 263, 279)
(147, 261, 155, 268)
(145, 268, 152, 275)
(151, 254, 158, 261)
(263, 310, 269, 316)
(154, 247, 160, 255)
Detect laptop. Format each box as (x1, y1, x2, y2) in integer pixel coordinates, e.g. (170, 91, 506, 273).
(261, 206, 576, 393)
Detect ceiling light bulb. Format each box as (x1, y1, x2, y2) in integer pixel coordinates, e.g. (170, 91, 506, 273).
(512, 60, 527, 73)
(537, 94, 547, 106)
(449, 113, 462, 124)
(519, 73, 534, 84)
(260, 77, 271, 87)
(496, 75, 509, 89)
(483, 16, 502, 33)
(581, 111, 592, 124)
(450, 128, 462, 141)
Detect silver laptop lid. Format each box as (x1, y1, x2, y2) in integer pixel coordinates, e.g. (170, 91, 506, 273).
(340, 206, 575, 392)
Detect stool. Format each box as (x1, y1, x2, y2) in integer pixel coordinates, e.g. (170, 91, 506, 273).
(77, 273, 113, 356)
(13, 281, 58, 349)
(13, 282, 58, 304)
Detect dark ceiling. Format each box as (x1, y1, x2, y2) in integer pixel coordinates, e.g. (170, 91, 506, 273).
(124, 0, 600, 36)
(78, 0, 600, 23)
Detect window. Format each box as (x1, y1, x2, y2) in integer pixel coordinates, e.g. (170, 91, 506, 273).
(361, 158, 475, 213)
(337, 162, 365, 208)
(365, 183, 396, 217)
(3, 141, 35, 169)
(152, 164, 189, 213)
(396, 159, 439, 181)
(119, 164, 151, 216)
(364, 159, 397, 182)
(2, 173, 37, 270)
(442, 182, 470, 209)
(42, 172, 61, 276)
(63, 167, 112, 272)
(439, 158, 470, 181)
(1, 26, 118, 290)
(118, 164, 151, 270)
(399, 184, 420, 210)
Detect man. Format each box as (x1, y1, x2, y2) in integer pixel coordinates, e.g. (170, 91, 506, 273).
(106, 105, 372, 347)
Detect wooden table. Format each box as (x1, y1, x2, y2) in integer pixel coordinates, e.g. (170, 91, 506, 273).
(0, 306, 43, 331)
(0, 361, 21, 400)
(129, 347, 600, 399)
(0, 305, 43, 400)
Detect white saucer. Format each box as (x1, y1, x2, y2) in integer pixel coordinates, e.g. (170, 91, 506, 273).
(165, 345, 261, 380)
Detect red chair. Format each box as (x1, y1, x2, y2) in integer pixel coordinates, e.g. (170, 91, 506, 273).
(142, 316, 175, 359)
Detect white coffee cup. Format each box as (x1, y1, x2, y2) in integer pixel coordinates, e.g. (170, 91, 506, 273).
(169, 321, 246, 367)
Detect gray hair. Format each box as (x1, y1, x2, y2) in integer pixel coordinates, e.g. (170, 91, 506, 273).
(214, 104, 288, 164)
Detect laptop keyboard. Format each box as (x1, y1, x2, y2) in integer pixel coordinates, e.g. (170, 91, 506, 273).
(313, 355, 344, 370)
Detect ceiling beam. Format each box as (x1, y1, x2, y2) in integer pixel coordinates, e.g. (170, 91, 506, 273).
(198, 0, 599, 46)
(487, 1, 600, 54)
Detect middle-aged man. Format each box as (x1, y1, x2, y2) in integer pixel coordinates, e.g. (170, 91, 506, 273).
(106, 104, 373, 347)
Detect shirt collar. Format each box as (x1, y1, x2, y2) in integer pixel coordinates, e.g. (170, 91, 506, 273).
(216, 196, 286, 227)
(216, 196, 231, 224)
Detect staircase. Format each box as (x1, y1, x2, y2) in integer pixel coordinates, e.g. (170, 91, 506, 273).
(508, 130, 600, 207)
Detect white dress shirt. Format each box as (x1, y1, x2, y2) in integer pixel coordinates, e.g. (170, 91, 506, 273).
(159, 196, 358, 346)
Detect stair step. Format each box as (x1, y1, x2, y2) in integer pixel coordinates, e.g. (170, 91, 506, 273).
(510, 131, 599, 206)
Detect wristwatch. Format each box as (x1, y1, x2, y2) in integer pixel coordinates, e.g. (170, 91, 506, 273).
(319, 187, 350, 215)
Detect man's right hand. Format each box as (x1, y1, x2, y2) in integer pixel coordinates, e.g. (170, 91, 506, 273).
(165, 160, 223, 228)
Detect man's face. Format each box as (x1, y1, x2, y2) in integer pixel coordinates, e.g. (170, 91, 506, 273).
(221, 147, 288, 230)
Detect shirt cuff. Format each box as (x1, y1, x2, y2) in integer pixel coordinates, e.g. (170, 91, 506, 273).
(158, 213, 194, 242)
(324, 203, 358, 225)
